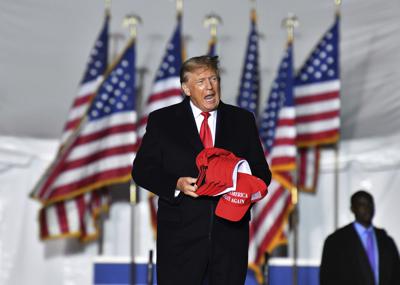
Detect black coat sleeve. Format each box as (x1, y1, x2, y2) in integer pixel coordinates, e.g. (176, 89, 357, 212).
(131, 112, 180, 200)
(246, 112, 271, 186)
(320, 234, 343, 285)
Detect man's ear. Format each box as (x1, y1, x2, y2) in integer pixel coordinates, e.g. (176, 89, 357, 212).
(182, 83, 190, 96)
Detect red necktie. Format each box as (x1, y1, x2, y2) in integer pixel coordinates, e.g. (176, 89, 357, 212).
(200, 112, 213, 148)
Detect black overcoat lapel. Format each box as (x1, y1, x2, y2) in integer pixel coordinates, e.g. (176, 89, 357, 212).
(176, 97, 204, 153)
(214, 101, 229, 148)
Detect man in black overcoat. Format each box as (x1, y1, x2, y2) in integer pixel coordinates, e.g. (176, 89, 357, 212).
(132, 55, 271, 285)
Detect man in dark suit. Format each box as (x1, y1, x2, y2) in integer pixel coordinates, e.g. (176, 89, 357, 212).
(320, 190, 400, 285)
(131, 55, 271, 285)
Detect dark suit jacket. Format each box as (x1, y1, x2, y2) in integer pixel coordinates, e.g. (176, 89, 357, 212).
(320, 223, 400, 285)
(131, 97, 271, 284)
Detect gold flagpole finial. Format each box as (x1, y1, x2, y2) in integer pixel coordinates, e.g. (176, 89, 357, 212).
(291, 186, 299, 205)
(203, 13, 222, 38)
(123, 14, 142, 39)
(249, 0, 257, 22)
(105, 0, 111, 17)
(282, 13, 299, 44)
(334, 0, 342, 16)
(176, 0, 183, 18)
(130, 180, 137, 204)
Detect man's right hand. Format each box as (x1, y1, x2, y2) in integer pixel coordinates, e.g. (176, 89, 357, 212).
(176, 177, 199, 198)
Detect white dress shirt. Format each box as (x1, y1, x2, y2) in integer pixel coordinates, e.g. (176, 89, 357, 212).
(175, 101, 218, 197)
(190, 101, 217, 145)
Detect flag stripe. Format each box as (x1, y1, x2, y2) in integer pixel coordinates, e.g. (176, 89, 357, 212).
(39, 208, 49, 238)
(271, 157, 296, 166)
(147, 88, 182, 104)
(51, 166, 132, 198)
(71, 130, 136, 159)
(71, 93, 93, 109)
(273, 138, 296, 145)
(80, 112, 136, 136)
(141, 95, 182, 120)
(64, 145, 135, 171)
(295, 91, 338, 105)
(296, 117, 340, 134)
(297, 129, 339, 142)
(251, 183, 285, 229)
(53, 154, 134, 189)
(255, 193, 291, 262)
(56, 202, 69, 233)
(294, 79, 340, 97)
(295, 98, 340, 116)
(296, 110, 339, 123)
(37, 127, 136, 199)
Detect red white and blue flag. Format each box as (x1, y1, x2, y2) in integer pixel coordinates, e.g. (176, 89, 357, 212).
(249, 42, 296, 273)
(32, 35, 138, 240)
(35, 16, 110, 241)
(137, 18, 183, 141)
(237, 10, 260, 116)
(138, 17, 184, 234)
(295, 16, 340, 192)
(61, 16, 110, 146)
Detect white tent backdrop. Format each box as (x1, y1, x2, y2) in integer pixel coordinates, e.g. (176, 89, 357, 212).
(1, 0, 400, 284)
(1, 133, 400, 284)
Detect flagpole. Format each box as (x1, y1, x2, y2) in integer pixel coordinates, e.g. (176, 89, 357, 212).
(245, 3, 270, 282)
(203, 13, 222, 55)
(203, 14, 221, 39)
(333, 0, 341, 230)
(105, 0, 111, 17)
(176, 0, 183, 19)
(282, 13, 299, 285)
(123, 14, 141, 285)
(96, 2, 112, 257)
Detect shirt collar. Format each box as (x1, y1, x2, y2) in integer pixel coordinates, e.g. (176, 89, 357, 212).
(190, 100, 217, 119)
(354, 221, 374, 235)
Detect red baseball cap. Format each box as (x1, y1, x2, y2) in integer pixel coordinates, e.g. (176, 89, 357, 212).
(215, 172, 267, 222)
(196, 148, 243, 196)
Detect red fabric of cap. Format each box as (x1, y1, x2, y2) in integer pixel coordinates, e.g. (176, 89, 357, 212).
(215, 172, 267, 222)
(196, 148, 242, 196)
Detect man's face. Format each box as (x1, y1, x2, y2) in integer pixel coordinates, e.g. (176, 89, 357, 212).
(351, 195, 375, 227)
(182, 67, 221, 112)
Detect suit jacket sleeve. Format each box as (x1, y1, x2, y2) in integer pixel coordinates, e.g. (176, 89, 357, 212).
(131, 112, 180, 200)
(246, 112, 271, 186)
(383, 231, 400, 284)
(320, 235, 339, 285)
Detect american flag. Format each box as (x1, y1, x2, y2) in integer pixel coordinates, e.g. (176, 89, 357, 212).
(138, 17, 183, 235)
(32, 36, 137, 233)
(237, 9, 260, 116)
(295, 16, 340, 192)
(137, 18, 183, 140)
(249, 43, 296, 269)
(61, 15, 109, 146)
(294, 17, 340, 146)
(39, 188, 110, 241)
(35, 16, 111, 241)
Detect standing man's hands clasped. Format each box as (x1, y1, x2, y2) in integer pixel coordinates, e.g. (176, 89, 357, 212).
(176, 177, 199, 198)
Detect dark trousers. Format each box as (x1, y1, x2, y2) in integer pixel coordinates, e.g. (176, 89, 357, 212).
(156, 215, 249, 285)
